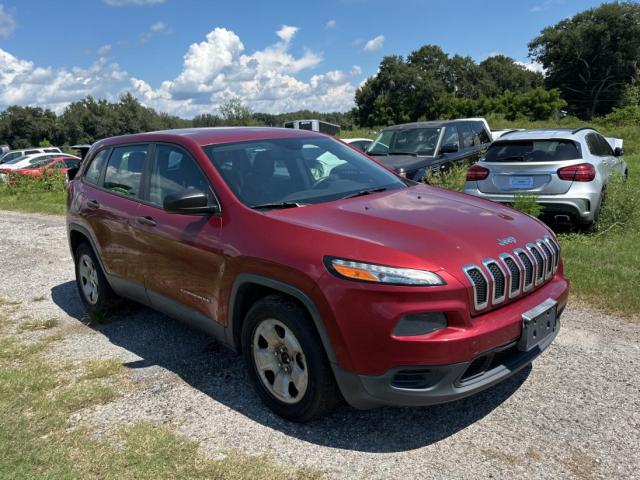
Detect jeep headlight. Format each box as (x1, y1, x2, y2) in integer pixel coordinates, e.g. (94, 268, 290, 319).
(325, 257, 445, 286)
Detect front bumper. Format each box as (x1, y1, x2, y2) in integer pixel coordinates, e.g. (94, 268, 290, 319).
(335, 313, 561, 409)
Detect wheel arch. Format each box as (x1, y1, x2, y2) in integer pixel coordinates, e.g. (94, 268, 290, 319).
(68, 223, 110, 279)
(228, 274, 338, 365)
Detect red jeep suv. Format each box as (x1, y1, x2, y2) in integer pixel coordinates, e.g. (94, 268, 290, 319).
(66, 128, 569, 421)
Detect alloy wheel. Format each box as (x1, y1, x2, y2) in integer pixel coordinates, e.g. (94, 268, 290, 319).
(78, 254, 99, 305)
(252, 318, 309, 404)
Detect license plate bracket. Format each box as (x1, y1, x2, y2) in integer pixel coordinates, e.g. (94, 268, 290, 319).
(518, 298, 558, 351)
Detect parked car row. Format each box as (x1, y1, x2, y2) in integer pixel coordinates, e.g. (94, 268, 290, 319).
(0, 152, 81, 182)
(343, 118, 625, 231)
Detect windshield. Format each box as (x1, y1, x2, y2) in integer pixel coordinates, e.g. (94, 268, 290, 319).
(204, 136, 406, 208)
(368, 128, 441, 156)
(1, 152, 23, 164)
(4, 155, 30, 165)
(485, 140, 581, 162)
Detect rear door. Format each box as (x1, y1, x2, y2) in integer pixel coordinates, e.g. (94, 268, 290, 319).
(476, 139, 582, 195)
(133, 143, 224, 322)
(79, 144, 150, 286)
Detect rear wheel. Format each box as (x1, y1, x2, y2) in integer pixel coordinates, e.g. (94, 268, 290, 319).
(74, 242, 120, 314)
(242, 295, 341, 422)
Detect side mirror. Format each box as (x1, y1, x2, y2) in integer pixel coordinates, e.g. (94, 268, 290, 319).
(163, 189, 220, 215)
(614, 147, 624, 157)
(440, 143, 459, 154)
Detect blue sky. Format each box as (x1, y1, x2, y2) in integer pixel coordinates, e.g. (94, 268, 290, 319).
(0, 0, 606, 117)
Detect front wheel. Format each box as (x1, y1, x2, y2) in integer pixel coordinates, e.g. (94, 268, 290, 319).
(242, 295, 341, 422)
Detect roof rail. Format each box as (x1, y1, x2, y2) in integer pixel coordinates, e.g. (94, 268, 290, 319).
(571, 127, 595, 134)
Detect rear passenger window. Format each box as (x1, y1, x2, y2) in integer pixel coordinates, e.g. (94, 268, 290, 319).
(596, 134, 613, 156)
(83, 150, 109, 185)
(460, 124, 474, 148)
(472, 123, 491, 145)
(586, 133, 612, 156)
(103, 145, 148, 199)
(441, 126, 460, 150)
(148, 145, 210, 207)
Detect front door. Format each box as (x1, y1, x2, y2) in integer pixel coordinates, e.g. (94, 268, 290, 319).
(133, 143, 224, 324)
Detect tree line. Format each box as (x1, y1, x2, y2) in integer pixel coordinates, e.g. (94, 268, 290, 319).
(1, 2, 639, 148)
(356, 2, 640, 125)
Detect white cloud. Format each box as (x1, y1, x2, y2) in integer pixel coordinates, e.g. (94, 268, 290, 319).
(276, 25, 298, 43)
(139, 20, 170, 43)
(132, 26, 355, 115)
(104, 0, 165, 5)
(363, 35, 384, 52)
(97, 44, 113, 57)
(0, 48, 129, 112)
(0, 25, 358, 116)
(0, 4, 17, 38)
(150, 21, 168, 32)
(325, 19, 337, 29)
(516, 60, 545, 74)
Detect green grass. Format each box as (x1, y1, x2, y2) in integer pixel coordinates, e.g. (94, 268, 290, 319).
(81, 359, 126, 380)
(0, 189, 67, 215)
(19, 318, 59, 331)
(0, 305, 321, 480)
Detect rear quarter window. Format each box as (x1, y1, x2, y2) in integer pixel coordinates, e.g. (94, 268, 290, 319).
(485, 140, 581, 162)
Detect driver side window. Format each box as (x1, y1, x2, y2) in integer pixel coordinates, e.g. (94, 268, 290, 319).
(148, 145, 211, 207)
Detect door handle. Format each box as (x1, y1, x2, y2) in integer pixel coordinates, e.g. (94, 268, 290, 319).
(136, 216, 157, 227)
(86, 199, 100, 210)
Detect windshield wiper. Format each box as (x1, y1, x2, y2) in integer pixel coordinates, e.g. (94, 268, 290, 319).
(388, 151, 418, 156)
(341, 187, 388, 200)
(496, 155, 526, 162)
(250, 201, 307, 210)
(367, 152, 388, 156)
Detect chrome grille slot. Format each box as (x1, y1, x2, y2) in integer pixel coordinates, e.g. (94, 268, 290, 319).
(544, 236, 560, 272)
(527, 244, 545, 285)
(515, 249, 534, 291)
(483, 259, 506, 304)
(500, 254, 521, 298)
(538, 241, 554, 279)
(463, 265, 489, 310)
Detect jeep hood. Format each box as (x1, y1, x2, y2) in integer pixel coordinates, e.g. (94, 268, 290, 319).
(271, 184, 552, 275)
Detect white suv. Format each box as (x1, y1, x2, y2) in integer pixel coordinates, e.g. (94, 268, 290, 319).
(463, 128, 627, 230)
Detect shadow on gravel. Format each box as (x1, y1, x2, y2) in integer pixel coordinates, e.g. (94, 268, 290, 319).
(52, 280, 529, 453)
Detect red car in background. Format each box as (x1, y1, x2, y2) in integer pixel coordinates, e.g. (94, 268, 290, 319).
(14, 155, 81, 179)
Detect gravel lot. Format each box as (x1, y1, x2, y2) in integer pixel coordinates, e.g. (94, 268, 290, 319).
(1, 210, 638, 479)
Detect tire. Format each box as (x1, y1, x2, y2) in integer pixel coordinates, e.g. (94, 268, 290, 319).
(74, 242, 120, 314)
(242, 294, 341, 422)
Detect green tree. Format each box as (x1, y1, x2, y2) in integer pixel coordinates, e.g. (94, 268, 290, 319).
(479, 55, 543, 96)
(529, 2, 640, 119)
(218, 97, 256, 126)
